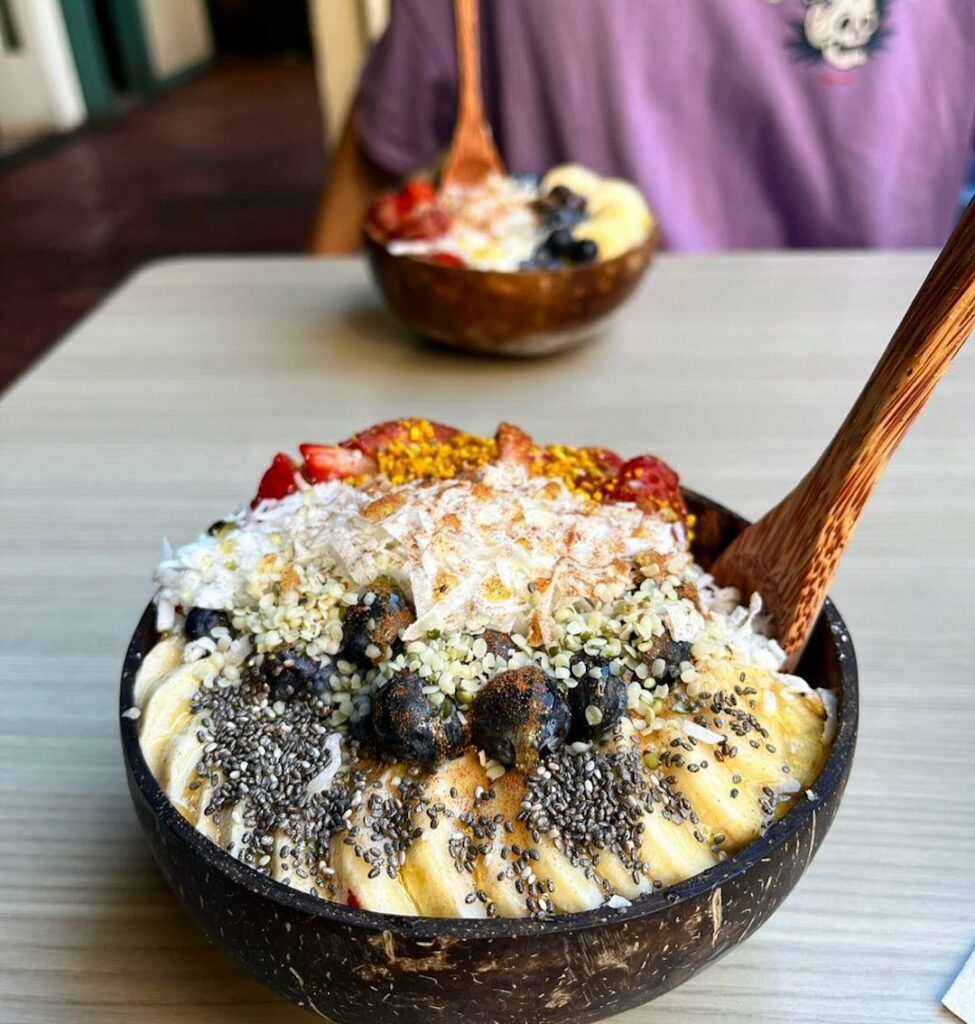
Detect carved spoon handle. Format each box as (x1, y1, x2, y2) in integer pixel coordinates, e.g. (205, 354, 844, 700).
(714, 199, 975, 670)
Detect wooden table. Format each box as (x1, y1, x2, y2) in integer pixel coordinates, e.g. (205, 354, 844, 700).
(1, 254, 972, 1023)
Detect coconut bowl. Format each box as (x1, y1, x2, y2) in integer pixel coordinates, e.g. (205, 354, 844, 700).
(119, 489, 857, 1023)
(363, 227, 658, 357)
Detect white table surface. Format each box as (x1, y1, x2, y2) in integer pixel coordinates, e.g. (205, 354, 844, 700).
(1, 253, 973, 1024)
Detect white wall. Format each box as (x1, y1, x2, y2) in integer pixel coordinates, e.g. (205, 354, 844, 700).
(0, 0, 85, 139)
(309, 0, 389, 148)
(139, 0, 213, 81)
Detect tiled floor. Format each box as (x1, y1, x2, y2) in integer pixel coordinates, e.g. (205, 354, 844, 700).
(0, 59, 327, 393)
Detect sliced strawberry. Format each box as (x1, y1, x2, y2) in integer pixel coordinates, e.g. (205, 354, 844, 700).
(370, 183, 448, 242)
(427, 250, 465, 267)
(496, 422, 538, 469)
(346, 890, 362, 909)
(343, 419, 460, 456)
(252, 452, 299, 507)
(608, 454, 686, 518)
(367, 193, 401, 241)
(573, 446, 624, 494)
(300, 444, 374, 483)
(581, 446, 623, 477)
(400, 179, 437, 211)
(395, 207, 451, 241)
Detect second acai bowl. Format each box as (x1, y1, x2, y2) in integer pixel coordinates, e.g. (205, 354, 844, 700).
(363, 166, 658, 355)
(121, 418, 855, 1022)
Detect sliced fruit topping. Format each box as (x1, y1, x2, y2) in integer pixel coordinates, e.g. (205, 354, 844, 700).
(495, 422, 538, 470)
(398, 179, 437, 212)
(252, 452, 299, 507)
(427, 250, 466, 267)
(394, 206, 451, 242)
(608, 454, 686, 519)
(342, 418, 460, 455)
(250, 425, 685, 521)
(367, 194, 401, 240)
(367, 180, 450, 243)
(300, 443, 373, 483)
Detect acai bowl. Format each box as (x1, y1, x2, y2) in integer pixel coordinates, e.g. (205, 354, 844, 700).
(363, 167, 658, 356)
(120, 418, 856, 1023)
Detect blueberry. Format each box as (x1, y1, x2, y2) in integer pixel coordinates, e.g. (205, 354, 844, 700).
(185, 607, 232, 641)
(544, 228, 575, 257)
(568, 654, 629, 738)
(470, 667, 571, 769)
(566, 239, 598, 263)
(347, 709, 377, 748)
(547, 184, 587, 213)
(258, 647, 335, 702)
(371, 671, 469, 764)
(523, 246, 560, 270)
(543, 205, 586, 232)
(342, 581, 414, 665)
(480, 629, 518, 660)
(645, 635, 694, 684)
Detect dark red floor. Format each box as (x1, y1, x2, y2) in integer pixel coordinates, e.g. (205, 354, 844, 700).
(0, 59, 327, 393)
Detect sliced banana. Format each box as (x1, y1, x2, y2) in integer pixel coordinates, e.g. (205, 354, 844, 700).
(215, 799, 249, 859)
(591, 848, 654, 900)
(271, 833, 320, 895)
(139, 662, 210, 777)
(479, 773, 605, 916)
(574, 209, 650, 260)
(329, 767, 418, 916)
(588, 178, 651, 220)
(156, 724, 206, 819)
(637, 797, 719, 884)
(135, 625, 829, 919)
(132, 635, 184, 707)
(400, 753, 486, 918)
(191, 782, 221, 842)
(541, 163, 601, 197)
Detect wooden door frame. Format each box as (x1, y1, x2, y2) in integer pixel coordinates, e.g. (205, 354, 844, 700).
(57, 0, 114, 118)
(102, 0, 154, 94)
(57, 0, 157, 120)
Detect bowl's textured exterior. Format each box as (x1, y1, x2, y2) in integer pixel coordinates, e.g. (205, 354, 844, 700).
(363, 229, 657, 357)
(120, 492, 857, 1023)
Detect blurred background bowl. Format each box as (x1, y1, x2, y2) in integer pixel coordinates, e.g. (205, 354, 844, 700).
(119, 489, 857, 1024)
(364, 226, 658, 357)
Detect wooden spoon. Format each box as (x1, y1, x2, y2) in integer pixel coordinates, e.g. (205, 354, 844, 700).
(441, 0, 504, 187)
(713, 200, 975, 671)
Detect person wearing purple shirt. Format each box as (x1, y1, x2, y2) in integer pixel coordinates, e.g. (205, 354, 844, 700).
(313, 0, 975, 252)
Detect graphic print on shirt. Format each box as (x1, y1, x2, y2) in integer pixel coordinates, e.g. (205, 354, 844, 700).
(789, 0, 892, 71)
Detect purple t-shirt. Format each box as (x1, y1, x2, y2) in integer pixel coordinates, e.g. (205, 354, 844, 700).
(357, 0, 975, 251)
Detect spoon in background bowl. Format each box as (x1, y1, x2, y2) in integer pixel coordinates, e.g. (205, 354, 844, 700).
(714, 199, 975, 671)
(441, 0, 505, 188)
